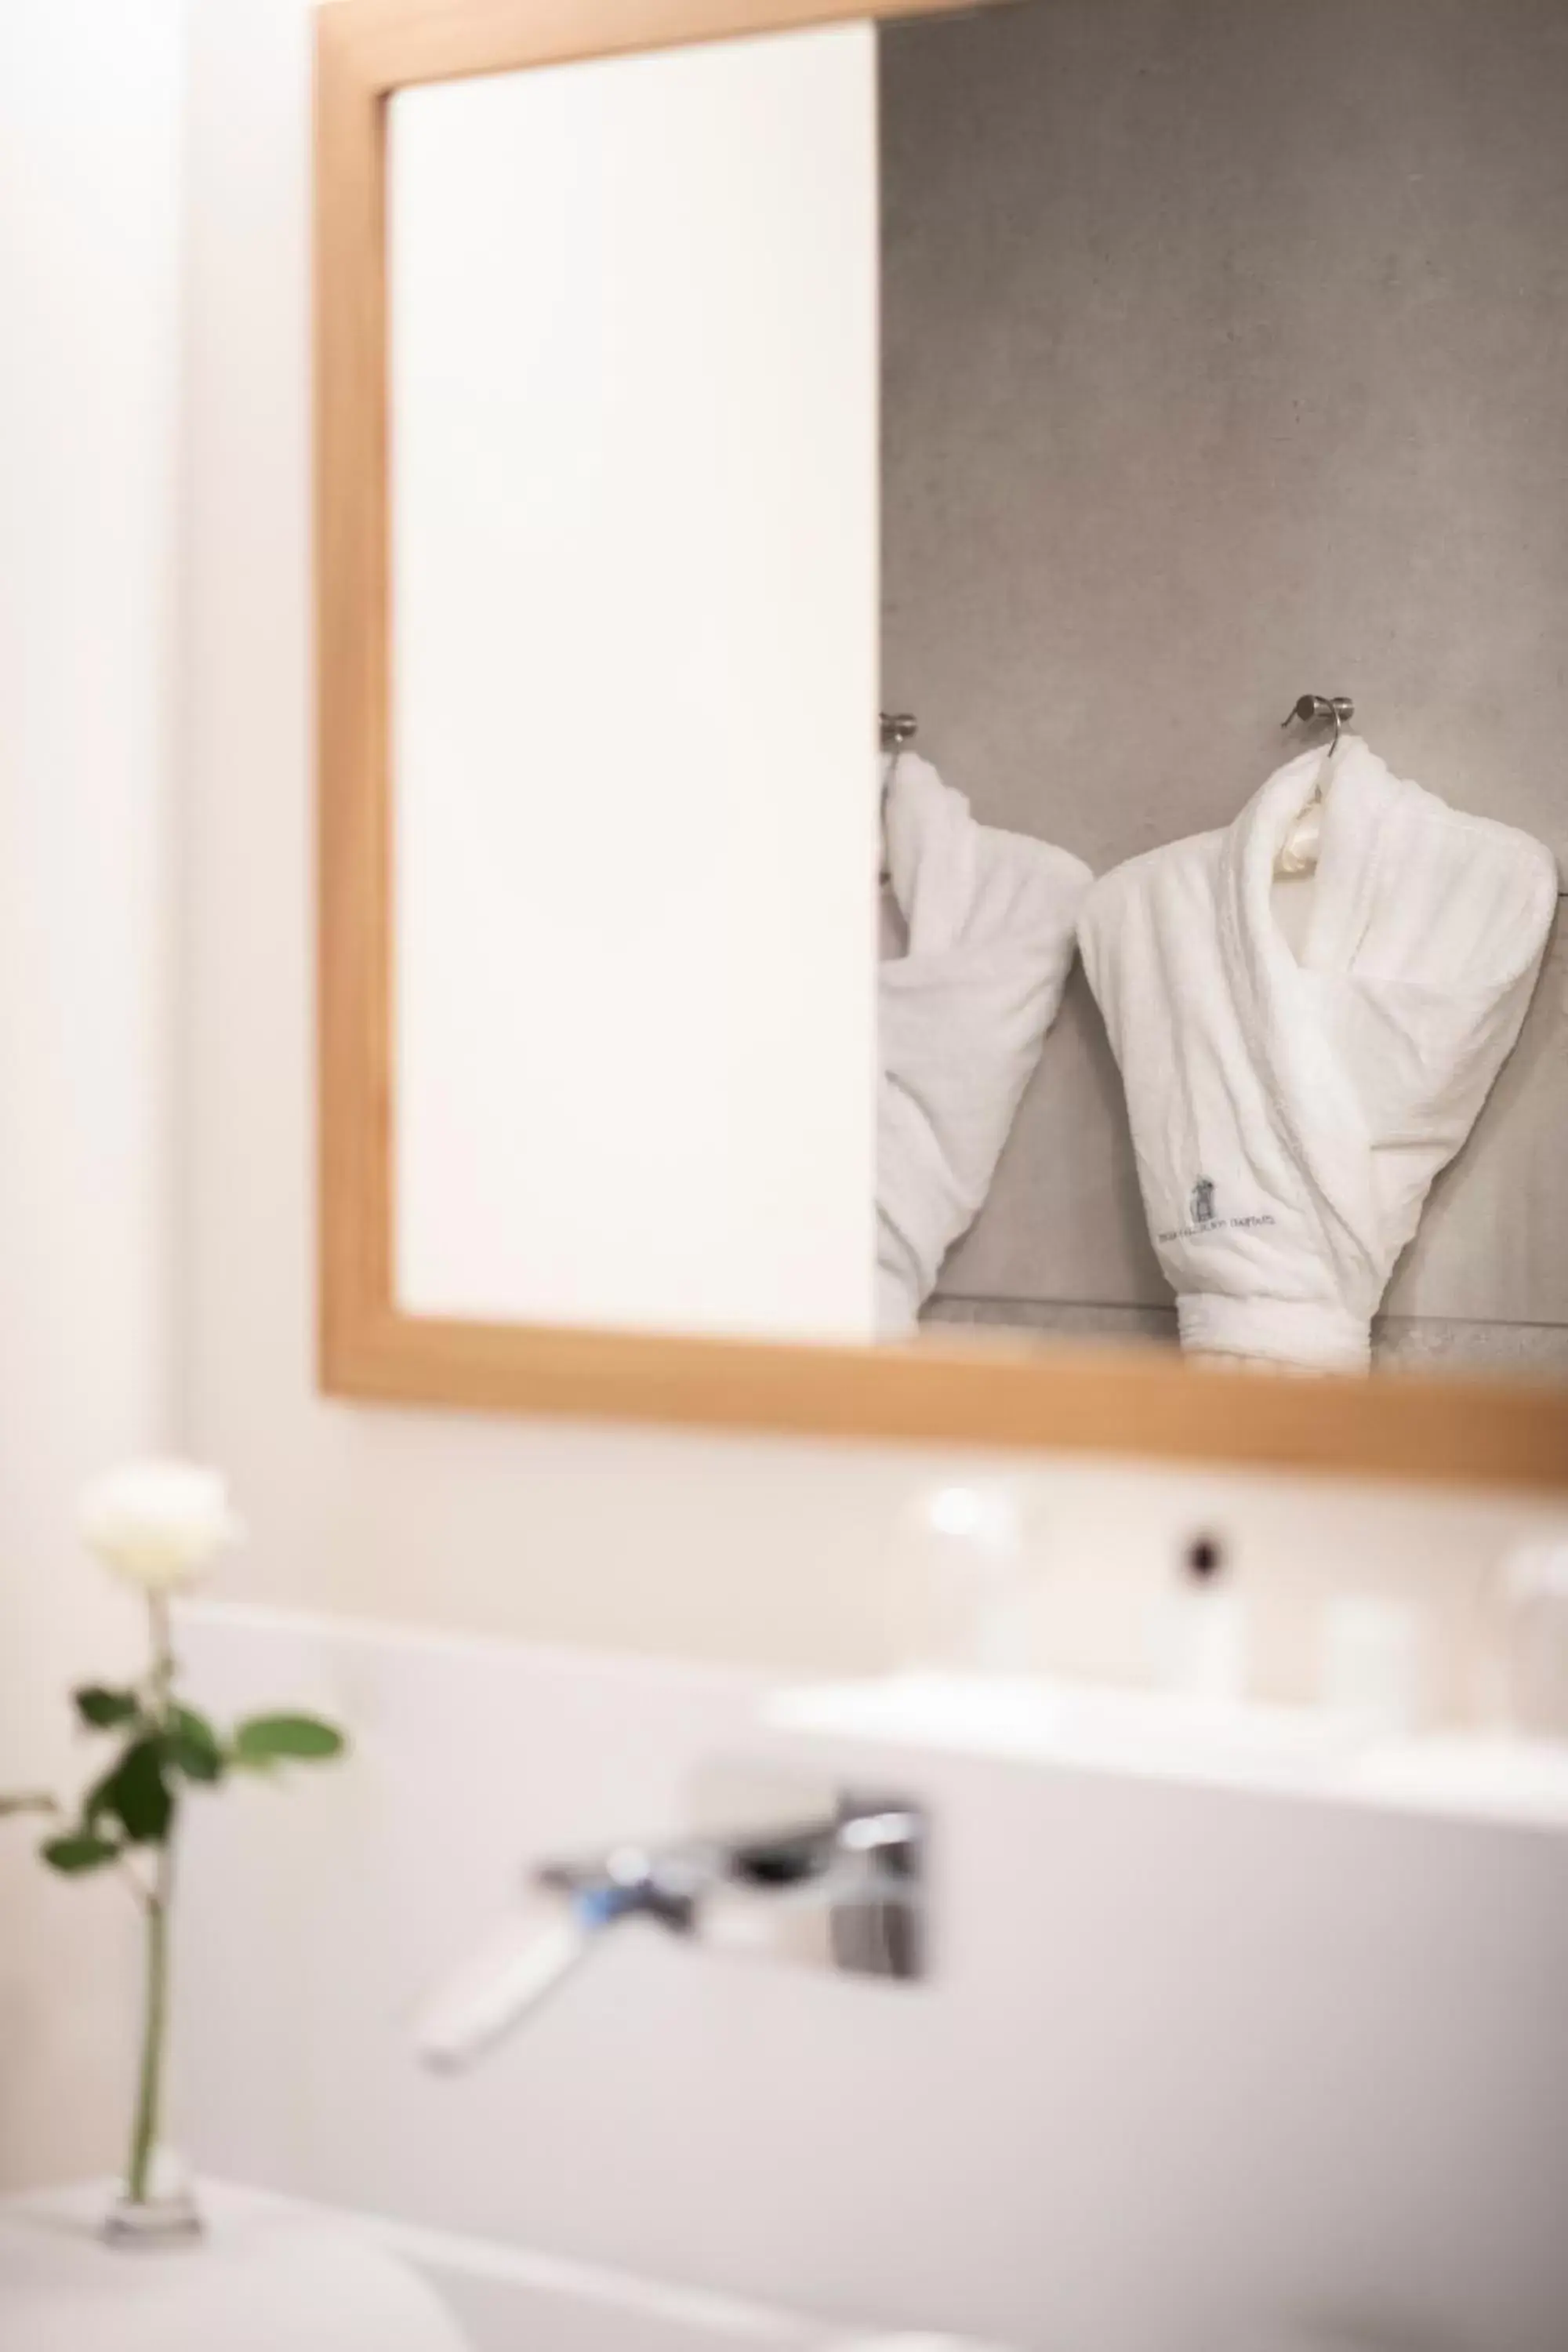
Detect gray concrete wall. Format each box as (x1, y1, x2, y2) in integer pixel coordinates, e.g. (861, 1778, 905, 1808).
(880, 0, 1568, 1365)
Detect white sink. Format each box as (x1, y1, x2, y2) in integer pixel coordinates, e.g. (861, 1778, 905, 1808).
(390, 2213, 996, 2352)
(765, 1672, 1568, 1827)
(393, 2216, 820, 2352)
(0, 2187, 965, 2352)
(766, 1672, 1364, 1789)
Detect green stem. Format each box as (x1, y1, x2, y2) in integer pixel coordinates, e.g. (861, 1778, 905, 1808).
(126, 1857, 169, 2203)
(148, 1592, 174, 1718)
(126, 1593, 176, 2205)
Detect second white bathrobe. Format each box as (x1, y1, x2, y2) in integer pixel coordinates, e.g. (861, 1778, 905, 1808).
(1078, 738, 1558, 1373)
(878, 754, 1091, 1333)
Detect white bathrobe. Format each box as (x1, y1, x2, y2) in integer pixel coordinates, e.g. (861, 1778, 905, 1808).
(878, 754, 1091, 1333)
(1078, 737, 1558, 1374)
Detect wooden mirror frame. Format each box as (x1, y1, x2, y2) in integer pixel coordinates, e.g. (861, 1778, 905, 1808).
(316, 0, 1568, 1493)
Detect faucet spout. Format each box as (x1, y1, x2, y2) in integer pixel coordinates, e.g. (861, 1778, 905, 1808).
(416, 1790, 925, 2073)
(414, 1890, 597, 2071)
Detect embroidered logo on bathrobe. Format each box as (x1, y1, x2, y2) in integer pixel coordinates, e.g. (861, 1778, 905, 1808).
(1157, 1179, 1277, 1245)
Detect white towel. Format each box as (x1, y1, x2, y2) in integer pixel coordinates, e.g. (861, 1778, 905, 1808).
(1079, 737, 1558, 1374)
(877, 753, 1091, 1333)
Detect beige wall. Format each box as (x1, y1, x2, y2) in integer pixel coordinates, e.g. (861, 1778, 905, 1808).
(880, 0, 1568, 1362)
(0, 0, 186, 2188)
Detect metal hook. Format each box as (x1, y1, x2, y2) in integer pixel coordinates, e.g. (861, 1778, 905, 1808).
(878, 714, 917, 888)
(1281, 693, 1354, 755)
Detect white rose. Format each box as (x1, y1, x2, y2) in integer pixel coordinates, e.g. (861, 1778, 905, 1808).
(78, 1459, 244, 1593)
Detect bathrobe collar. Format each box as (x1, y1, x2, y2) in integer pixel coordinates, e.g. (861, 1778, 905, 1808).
(1223, 734, 1409, 975)
(884, 752, 979, 953)
(1215, 736, 1405, 1294)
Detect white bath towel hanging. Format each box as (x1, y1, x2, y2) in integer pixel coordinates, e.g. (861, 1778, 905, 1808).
(877, 753, 1091, 1334)
(1078, 736, 1558, 1374)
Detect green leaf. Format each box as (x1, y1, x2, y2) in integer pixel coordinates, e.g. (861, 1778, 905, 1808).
(41, 1831, 121, 1875)
(74, 1686, 140, 1731)
(86, 1737, 174, 1845)
(162, 1707, 225, 1785)
(232, 1714, 346, 1766)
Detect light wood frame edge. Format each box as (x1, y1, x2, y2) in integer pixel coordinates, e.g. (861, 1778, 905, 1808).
(315, 0, 1568, 1496)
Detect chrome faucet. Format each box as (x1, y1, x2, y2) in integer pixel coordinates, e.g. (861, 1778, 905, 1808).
(416, 1789, 926, 2072)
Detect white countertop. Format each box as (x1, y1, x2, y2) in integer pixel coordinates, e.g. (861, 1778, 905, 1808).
(0, 2182, 468, 2352)
(765, 1673, 1568, 1831)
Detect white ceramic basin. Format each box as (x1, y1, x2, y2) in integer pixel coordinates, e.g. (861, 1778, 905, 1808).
(766, 1672, 1365, 1789)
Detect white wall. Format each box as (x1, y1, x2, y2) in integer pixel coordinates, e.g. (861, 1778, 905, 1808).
(391, 36, 877, 1342)
(0, 0, 186, 2187)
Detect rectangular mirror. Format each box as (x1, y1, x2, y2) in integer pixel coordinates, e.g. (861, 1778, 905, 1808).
(318, 0, 1568, 1487)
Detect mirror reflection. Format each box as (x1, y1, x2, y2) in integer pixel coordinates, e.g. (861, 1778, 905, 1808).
(388, 0, 1566, 1377)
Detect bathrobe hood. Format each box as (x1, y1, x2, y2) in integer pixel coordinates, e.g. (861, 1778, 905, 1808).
(877, 753, 1091, 1334)
(1079, 738, 1557, 1373)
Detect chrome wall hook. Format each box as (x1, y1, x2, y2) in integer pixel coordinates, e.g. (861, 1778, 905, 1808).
(879, 712, 918, 887)
(1281, 692, 1355, 754)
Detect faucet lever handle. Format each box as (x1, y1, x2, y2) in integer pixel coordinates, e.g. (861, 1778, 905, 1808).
(415, 1889, 595, 2073)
